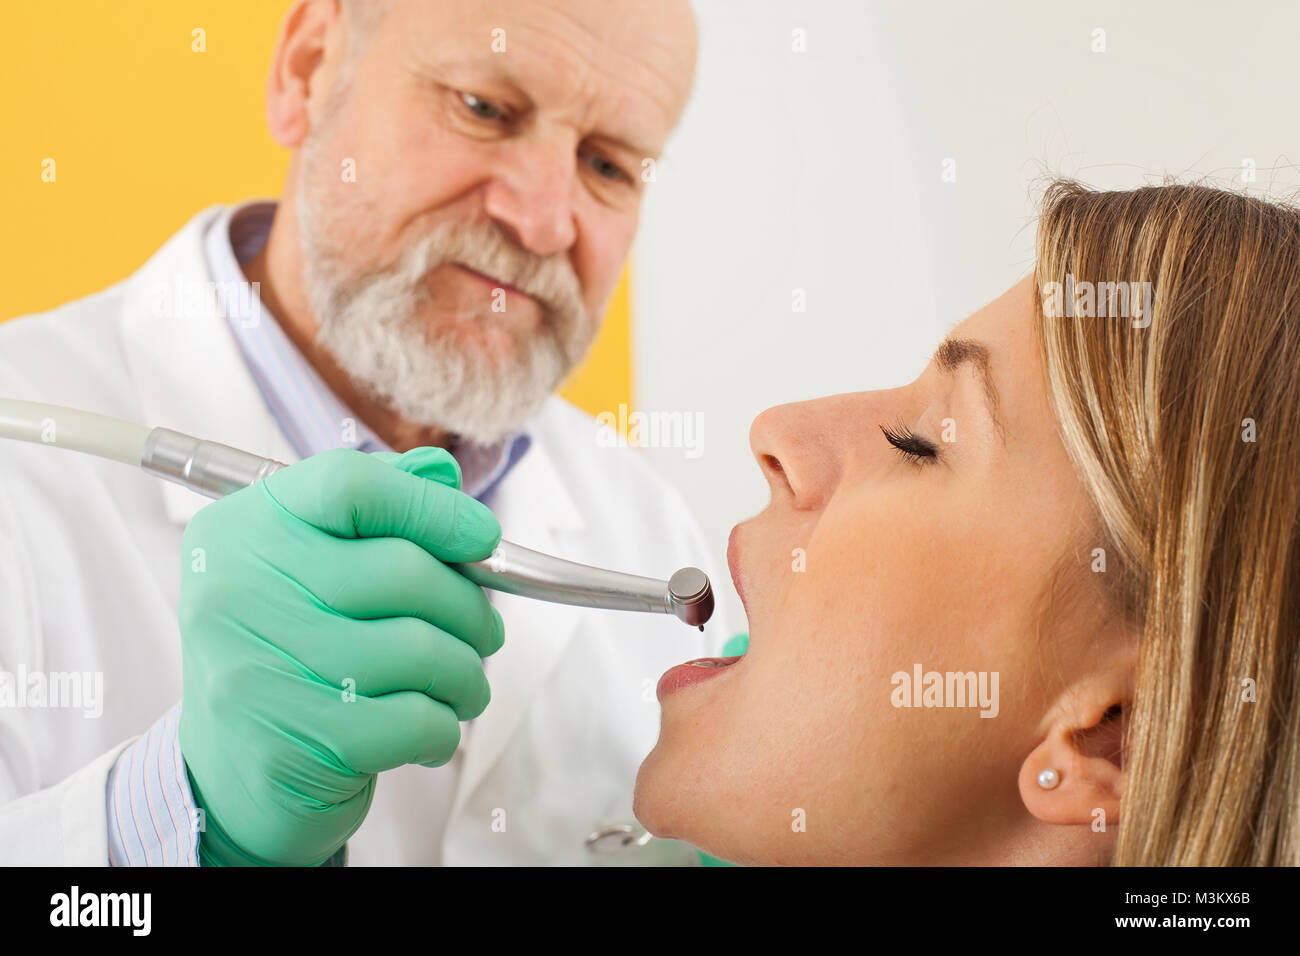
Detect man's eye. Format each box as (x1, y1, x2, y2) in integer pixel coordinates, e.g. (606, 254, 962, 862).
(583, 153, 627, 182)
(460, 92, 505, 121)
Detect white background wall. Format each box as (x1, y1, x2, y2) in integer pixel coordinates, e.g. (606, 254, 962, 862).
(632, 0, 1300, 629)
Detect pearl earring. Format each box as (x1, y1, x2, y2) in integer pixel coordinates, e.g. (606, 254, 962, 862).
(1037, 768, 1060, 790)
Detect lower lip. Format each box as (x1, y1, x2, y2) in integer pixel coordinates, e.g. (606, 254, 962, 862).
(656, 657, 743, 700)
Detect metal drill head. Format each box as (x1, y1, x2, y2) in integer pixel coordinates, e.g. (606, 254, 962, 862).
(668, 567, 714, 628)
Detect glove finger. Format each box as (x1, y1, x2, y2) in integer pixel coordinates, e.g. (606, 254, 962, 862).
(320, 690, 464, 772)
(297, 535, 505, 658)
(278, 613, 492, 720)
(369, 447, 463, 490)
(262, 447, 500, 562)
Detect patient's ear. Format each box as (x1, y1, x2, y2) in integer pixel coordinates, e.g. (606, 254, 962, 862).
(1018, 673, 1131, 828)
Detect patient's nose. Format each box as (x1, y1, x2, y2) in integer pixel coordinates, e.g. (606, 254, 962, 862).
(748, 398, 845, 510)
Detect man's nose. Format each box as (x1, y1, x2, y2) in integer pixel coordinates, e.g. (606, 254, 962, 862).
(482, 138, 579, 257)
(748, 398, 846, 511)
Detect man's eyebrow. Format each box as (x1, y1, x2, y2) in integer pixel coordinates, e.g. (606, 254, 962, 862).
(932, 337, 1006, 440)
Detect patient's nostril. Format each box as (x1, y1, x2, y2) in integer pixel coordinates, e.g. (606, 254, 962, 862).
(760, 453, 795, 500)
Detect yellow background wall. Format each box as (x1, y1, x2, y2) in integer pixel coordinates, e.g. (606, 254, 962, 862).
(0, 1, 630, 417)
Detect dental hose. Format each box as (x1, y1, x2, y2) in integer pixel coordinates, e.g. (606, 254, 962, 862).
(0, 398, 714, 629)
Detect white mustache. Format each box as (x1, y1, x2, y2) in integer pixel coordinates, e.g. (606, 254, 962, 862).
(399, 221, 585, 325)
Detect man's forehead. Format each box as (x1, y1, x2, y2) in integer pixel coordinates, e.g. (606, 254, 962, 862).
(396, 0, 697, 150)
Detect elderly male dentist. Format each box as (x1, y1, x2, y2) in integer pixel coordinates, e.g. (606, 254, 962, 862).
(0, 0, 726, 866)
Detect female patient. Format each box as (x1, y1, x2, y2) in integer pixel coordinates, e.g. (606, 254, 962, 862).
(636, 181, 1300, 866)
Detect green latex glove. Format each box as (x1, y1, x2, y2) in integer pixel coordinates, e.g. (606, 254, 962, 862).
(719, 632, 749, 659)
(696, 632, 748, 867)
(178, 446, 504, 867)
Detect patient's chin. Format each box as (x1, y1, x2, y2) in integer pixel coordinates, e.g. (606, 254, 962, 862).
(634, 736, 743, 863)
(631, 747, 670, 834)
(632, 742, 699, 844)
(634, 765, 757, 866)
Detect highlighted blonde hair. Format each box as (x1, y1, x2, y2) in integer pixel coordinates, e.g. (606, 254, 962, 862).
(1035, 180, 1300, 865)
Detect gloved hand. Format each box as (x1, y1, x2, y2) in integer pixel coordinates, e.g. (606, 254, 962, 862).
(178, 446, 504, 867)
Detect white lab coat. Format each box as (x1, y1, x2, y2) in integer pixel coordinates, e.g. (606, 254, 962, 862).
(0, 206, 728, 865)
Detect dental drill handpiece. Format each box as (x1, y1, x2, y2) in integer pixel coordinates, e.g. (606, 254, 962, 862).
(136, 426, 714, 629)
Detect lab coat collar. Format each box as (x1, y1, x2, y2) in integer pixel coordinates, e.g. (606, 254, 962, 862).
(118, 204, 297, 524)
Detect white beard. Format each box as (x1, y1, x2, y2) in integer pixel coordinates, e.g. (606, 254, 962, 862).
(295, 137, 596, 445)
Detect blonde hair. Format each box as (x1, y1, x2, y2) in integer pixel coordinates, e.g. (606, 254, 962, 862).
(1034, 180, 1300, 865)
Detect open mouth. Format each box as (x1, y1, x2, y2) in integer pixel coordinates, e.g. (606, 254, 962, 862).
(684, 658, 740, 668)
(656, 655, 743, 700)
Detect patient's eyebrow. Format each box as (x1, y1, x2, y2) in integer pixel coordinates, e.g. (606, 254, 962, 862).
(933, 337, 1005, 440)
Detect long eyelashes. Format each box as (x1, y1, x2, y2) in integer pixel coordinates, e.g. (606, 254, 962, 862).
(879, 419, 939, 466)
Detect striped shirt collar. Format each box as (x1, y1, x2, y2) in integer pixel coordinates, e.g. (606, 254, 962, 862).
(202, 201, 529, 501)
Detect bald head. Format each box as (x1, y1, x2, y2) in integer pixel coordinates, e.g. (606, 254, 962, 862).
(341, 0, 697, 82)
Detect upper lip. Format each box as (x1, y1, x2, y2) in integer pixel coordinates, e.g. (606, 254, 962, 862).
(727, 524, 749, 616)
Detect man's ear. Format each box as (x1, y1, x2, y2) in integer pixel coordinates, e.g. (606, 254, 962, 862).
(266, 0, 348, 148)
(1018, 670, 1132, 829)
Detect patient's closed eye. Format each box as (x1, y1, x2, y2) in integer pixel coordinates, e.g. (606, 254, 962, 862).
(880, 420, 938, 466)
